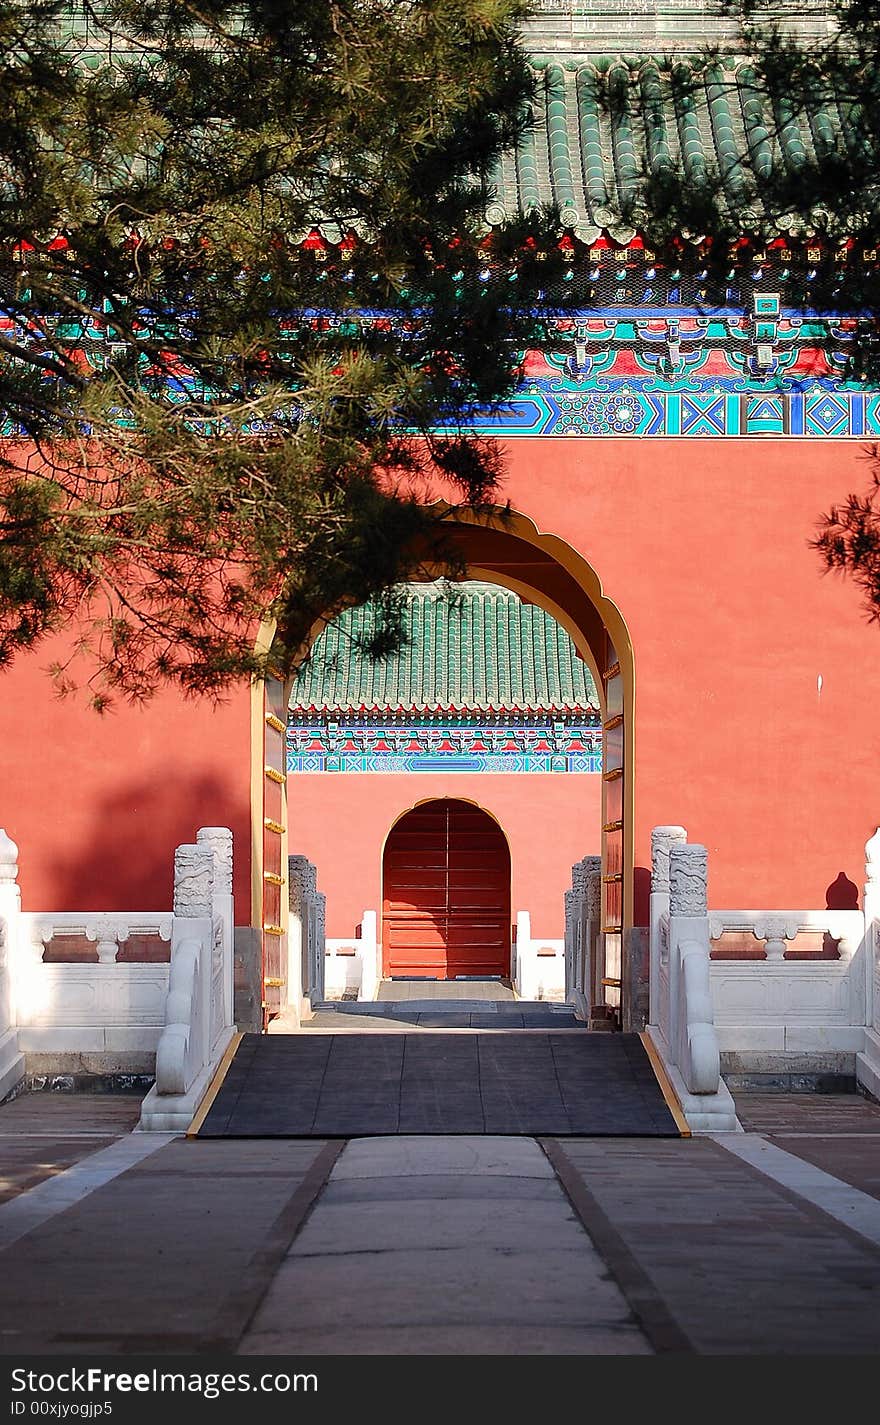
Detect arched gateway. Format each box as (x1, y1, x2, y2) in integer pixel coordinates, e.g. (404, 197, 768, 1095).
(382, 799, 511, 980)
(256, 508, 635, 1025)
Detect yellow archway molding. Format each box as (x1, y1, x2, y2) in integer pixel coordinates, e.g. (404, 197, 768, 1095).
(251, 503, 636, 1006)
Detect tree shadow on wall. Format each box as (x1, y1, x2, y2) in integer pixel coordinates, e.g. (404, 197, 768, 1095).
(49, 769, 249, 912)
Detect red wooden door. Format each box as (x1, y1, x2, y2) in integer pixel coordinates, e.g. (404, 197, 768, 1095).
(383, 800, 511, 979)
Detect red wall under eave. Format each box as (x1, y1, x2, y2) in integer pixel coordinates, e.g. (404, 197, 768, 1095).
(0, 636, 253, 919)
(288, 773, 601, 941)
(2, 436, 879, 925)
(499, 437, 880, 911)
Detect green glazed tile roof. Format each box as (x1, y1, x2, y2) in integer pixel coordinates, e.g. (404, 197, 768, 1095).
(485, 56, 861, 241)
(289, 583, 598, 716)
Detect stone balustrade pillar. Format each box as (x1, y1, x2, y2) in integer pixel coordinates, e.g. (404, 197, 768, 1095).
(669, 843, 708, 917)
(668, 842, 707, 1062)
(197, 827, 234, 1027)
(0, 830, 25, 1099)
(866, 828, 880, 1036)
(649, 826, 686, 1031)
(173, 845, 214, 919)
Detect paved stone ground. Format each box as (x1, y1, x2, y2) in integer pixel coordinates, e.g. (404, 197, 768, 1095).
(546, 1133, 880, 1354)
(735, 1092, 880, 1202)
(0, 1089, 879, 1356)
(736, 1092, 880, 1136)
(307, 981, 573, 1029)
(196, 1031, 678, 1137)
(238, 1137, 653, 1356)
(0, 1094, 141, 1204)
(305, 1001, 580, 1029)
(0, 1133, 336, 1353)
(377, 979, 517, 1001)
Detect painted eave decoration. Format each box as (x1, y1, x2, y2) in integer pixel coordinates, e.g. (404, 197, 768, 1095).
(7, 27, 880, 440)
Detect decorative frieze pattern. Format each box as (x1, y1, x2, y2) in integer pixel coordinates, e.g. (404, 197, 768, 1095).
(468, 387, 880, 440)
(287, 718, 601, 773)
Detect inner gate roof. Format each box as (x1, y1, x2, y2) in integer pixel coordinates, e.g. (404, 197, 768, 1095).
(288, 583, 599, 718)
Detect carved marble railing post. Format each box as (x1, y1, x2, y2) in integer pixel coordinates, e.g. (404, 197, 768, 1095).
(645, 837, 737, 1130)
(289, 855, 321, 1010)
(141, 835, 235, 1130)
(0, 830, 25, 1098)
(359, 911, 379, 1002)
(585, 861, 602, 1012)
(668, 842, 707, 1070)
(306, 897, 316, 1001)
(197, 827, 235, 1029)
(856, 828, 880, 1099)
(564, 889, 576, 996)
(566, 855, 600, 1010)
(568, 858, 588, 997)
(649, 826, 686, 1034)
(173, 844, 214, 920)
(171, 842, 214, 1083)
(288, 862, 304, 1008)
(669, 845, 707, 916)
(315, 890, 326, 1005)
(865, 828, 880, 1041)
(515, 910, 532, 998)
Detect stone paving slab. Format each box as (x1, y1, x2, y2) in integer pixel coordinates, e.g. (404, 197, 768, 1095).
(0, 1135, 121, 1206)
(197, 1032, 679, 1137)
(0, 1093, 143, 1133)
(294, 1196, 591, 1254)
(237, 1323, 652, 1355)
(0, 1138, 336, 1353)
(0, 1093, 143, 1204)
(734, 1092, 880, 1136)
(731, 1093, 880, 1201)
(329, 1134, 555, 1178)
(238, 1136, 650, 1356)
(0, 1132, 174, 1252)
(2, 1117, 880, 1356)
(715, 1133, 880, 1246)
(243, 1244, 635, 1332)
(546, 1136, 880, 1354)
(319, 1173, 566, 1204)
(377, 980, 516, 1002)
(765, 1135, 880, 1202)
(307, 1001, 580, 1029)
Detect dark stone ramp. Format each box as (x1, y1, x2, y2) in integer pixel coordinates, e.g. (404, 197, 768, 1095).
(197, 1032, 681, 1138)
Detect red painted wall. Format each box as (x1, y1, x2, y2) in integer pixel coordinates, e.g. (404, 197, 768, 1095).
(499, 437, 880, 911)
(289, 772, 601, 940)
(2, 437, 879, 927)
(0, 635, 253, 919)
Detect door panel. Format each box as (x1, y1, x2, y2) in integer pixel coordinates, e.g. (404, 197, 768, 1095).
(601, 637, 624, 1016)
(382, 800, 511, 978)
(261, 674, 288, 1027)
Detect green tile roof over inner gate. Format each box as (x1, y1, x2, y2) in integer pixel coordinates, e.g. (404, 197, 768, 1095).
(289, 583, 598, 716)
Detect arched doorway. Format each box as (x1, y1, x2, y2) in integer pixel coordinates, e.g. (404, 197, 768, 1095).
(382, 799, 511, 980)
(256, 506, 634, 1025)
